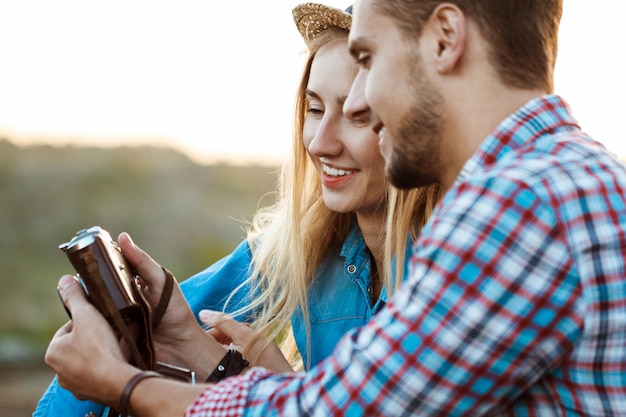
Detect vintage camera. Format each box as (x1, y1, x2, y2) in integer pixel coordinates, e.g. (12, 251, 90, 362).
(59, 226, 144, 327)
(59, 226, 195, 383)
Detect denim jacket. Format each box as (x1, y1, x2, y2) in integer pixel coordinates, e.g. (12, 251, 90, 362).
(33, 225, 405, 416)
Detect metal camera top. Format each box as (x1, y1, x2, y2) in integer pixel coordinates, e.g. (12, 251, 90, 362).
(58, 226, 112, 253)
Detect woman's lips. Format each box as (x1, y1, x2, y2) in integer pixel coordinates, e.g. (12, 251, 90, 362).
(321, 164, 357, 188)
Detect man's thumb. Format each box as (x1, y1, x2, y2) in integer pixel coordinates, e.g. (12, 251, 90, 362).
(57, 275, 87, 316)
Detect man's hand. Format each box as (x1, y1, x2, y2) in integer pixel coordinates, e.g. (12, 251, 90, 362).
(46, 275, 138, 407)
(201, 310, 294, 374)
(117, 233, 229, 377)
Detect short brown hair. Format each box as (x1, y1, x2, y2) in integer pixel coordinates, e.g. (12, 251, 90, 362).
(372, 0, 563, 93)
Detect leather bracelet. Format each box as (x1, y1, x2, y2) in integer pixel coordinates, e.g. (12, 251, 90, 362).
(206, 349, 249, 382)
(118, 371, 162, 417)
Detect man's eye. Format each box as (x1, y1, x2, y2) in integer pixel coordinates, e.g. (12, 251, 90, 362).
(352, 116, 371, 127)
(356, 54, 371, 67)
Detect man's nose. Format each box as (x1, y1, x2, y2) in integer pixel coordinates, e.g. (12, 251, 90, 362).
(344, 70, 370, 122)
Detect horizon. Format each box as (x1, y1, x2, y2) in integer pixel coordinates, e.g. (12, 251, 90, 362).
(0, 135, 282, 167)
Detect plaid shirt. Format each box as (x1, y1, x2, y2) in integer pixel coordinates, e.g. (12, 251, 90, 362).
(185, 95, 626, 416)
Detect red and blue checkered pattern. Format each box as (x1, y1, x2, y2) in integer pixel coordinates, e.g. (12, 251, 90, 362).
(185, 95, 626, 416)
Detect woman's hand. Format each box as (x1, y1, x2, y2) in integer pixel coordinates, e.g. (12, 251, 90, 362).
(200, 310, 295, 374)
(46, 275, 139, 407)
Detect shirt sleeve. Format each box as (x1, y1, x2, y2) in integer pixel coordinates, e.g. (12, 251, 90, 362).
(183, 175, 585, 416)
(184, 369, 273, 417)
(181, 239, 254, 321)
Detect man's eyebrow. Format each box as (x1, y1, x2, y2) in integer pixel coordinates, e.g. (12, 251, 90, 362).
(348, 37, 366, 59)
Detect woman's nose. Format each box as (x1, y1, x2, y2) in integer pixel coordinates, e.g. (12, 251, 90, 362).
(307, 115, 343, 157)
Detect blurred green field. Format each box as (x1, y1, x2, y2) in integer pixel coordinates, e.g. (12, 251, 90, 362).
(0, 138, 278, 412)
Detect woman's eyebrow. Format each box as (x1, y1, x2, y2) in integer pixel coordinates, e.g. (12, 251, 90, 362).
(305, 89, 347, 106)
(304, 89, 320, 100)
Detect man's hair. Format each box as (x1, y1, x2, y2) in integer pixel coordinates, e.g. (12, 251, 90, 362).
(372, 0, 563, 93)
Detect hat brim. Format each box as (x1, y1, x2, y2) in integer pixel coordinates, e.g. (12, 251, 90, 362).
(292, 3, 352, 46)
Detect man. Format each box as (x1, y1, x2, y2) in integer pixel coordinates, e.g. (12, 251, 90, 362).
(47, 0, 626, 415)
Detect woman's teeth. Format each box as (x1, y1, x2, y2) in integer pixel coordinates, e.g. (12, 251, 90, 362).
(323, 165, 352, 177)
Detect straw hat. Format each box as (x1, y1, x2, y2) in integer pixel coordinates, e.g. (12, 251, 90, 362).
(292, 3, 353, 46)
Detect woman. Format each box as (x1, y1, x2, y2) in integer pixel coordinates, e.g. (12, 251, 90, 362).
(37, 3, 442, 416)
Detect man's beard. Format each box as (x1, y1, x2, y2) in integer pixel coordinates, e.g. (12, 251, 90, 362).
(386, 61, 444, 190)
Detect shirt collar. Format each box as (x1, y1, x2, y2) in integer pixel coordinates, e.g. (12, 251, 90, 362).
(456, 94, 580, 186)
(340, 223, 366, 259)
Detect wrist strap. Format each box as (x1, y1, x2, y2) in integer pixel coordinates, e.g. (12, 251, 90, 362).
(205, 349, 249, 383)
(119, 371, 162, 417)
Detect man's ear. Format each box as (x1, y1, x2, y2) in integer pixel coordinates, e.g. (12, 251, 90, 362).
(426, 4, 466, 74)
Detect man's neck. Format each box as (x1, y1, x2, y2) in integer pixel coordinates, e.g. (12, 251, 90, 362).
(438, 86, 546, 190)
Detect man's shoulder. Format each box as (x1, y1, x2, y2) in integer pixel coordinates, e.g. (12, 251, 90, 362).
(478, 131, 625, 197)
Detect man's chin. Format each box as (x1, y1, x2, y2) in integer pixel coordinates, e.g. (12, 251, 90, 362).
(385, 159, 413, 189)
(387, 173, 417, 189)
(385, 155, 435, 190)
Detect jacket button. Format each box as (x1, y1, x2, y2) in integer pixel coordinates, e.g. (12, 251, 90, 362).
(347, 264, 357, 273)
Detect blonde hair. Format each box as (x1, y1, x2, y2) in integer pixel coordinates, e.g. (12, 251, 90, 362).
(226, 27, 442, 369)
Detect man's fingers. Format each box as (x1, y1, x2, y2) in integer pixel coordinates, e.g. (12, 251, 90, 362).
(117, 232, 156, 271)
(200, 310, 261, 360)
(199, 310, 255, 345)
(206, 328, 233, 345)
(57, 275, 89, 316)
(51, 320, 74, 340)
(56, 275, 110, 331)
(200, 310, 294, 373)
(117, 232, 166, 289)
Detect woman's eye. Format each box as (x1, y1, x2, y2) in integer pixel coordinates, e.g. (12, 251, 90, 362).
(307, 108, 324, 116)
